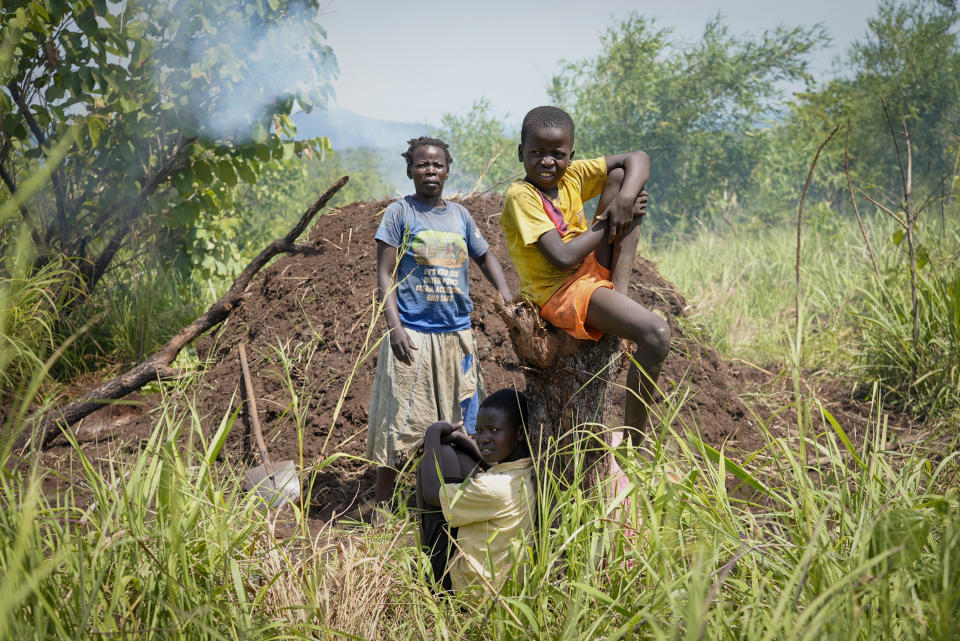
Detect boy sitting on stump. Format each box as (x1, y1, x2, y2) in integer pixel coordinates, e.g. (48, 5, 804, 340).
(499, 106, 671, 442)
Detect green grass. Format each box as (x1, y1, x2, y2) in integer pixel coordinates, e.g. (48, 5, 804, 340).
(646, 212, 960, 421)
(2, 380, 957, 640)
(644, 222, 872, 370)
(0, 256, 79, 395)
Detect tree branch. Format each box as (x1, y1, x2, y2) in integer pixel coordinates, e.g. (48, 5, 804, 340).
(78, 136, 198, 297)
(843, 124, 883, 284)
(855, 186, 907, 227)
(0, 158, 50, 254)
(7, 80, 69, 242)
(28, 176, 349, 449)
(880, 96, 908, 203)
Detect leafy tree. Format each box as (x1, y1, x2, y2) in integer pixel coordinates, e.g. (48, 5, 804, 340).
(548, 14, 828, 233)
(0, 0, 336, 302)
(431, 98, 519, 194)
(234, 146, 396, 251)
(788, 0, 960, 199)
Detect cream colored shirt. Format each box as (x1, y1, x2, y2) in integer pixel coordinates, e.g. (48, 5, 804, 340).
(500, 157, 608, 305)
(438, 457, 536, 592)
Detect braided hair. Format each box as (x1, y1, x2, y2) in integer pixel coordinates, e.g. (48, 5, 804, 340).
(401, 136, 453, 171)
(520, 106, 575, 146)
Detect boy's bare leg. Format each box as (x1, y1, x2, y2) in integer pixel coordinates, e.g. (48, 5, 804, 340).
(610, 222, 642, 292)
(589, 169, 661, 441)
(592, 169, 622, 270)
(585, 287, 671, 444)
(593, 168, 642, 291)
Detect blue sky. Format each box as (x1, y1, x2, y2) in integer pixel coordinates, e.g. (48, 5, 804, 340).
(318, 0, 882, 127)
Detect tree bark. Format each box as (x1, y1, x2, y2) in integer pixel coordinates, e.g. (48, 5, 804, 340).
(495, 298, 625, 488)
(27, 176, 349, 450)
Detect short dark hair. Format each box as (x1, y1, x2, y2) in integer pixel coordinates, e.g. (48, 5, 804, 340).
(480, 388, 529, 431)
(520, 106, 575, 146)
(401, 136, 453, 170)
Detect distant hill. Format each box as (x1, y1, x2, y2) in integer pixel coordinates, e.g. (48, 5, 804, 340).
(292, 107, 429, 150)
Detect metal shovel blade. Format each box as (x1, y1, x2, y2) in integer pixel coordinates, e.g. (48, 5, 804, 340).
(243, 459, 300, 507)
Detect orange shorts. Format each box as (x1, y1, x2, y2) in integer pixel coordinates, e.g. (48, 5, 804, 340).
(539, 253, 613, 341)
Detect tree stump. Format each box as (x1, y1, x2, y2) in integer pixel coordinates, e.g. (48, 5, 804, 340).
(495, 298, 625, 487)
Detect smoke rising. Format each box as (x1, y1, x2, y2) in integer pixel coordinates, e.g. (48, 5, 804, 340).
(162, 2, 338, 141)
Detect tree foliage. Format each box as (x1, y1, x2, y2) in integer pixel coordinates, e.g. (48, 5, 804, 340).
(234, 147, 396, 252)
(547, 14, 828, 232)
(431, 98, 519, 194)
(788, 0, 960, 199)
(0, 0, 336, 299)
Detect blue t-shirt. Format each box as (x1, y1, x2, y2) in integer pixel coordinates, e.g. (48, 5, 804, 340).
(375, 196, 489, 333)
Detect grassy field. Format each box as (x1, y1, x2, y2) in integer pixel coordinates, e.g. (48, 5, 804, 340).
(3, 378, 957, 640)
(3, 198, 959, 640)
(647, 214, 960, 422)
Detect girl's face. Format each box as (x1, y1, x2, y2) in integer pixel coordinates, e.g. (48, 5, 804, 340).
(473, 406, 522, 465)
(408, 145, 448, 202)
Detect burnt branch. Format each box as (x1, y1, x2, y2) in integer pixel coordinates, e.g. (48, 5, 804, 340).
(28, 176, 349, 449)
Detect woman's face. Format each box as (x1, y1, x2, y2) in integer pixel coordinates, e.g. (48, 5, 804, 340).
(408, 145, 449, 201)
(473, 406, 522, 465)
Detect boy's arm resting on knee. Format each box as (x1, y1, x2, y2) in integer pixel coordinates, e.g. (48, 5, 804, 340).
(535, 219, 609, 271)
(472, 251, 512, 301)
(598, 151, 650, 242)
(419, 422, 462, 507)
(376, 240, 416, 364)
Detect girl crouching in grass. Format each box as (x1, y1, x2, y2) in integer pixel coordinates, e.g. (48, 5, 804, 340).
(415, 389, 535, 594)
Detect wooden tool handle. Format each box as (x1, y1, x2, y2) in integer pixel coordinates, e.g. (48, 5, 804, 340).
(238, 343, 274, 475)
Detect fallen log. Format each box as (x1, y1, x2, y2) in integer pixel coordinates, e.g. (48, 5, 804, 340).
(495, 296, 625, 486)
(29, 176, 349, 450)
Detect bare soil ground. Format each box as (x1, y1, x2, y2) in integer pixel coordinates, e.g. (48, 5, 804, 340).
(32, 193, 915, 520)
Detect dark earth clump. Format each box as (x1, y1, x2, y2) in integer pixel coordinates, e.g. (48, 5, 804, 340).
(38, 193, 909, 520)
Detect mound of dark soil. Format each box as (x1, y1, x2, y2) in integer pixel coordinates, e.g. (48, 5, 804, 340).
(41, 192, 901, 519)
(187, 194, 758, 517)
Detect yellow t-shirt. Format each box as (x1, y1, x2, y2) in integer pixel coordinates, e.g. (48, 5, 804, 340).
(500, 157, 608, 305)
(438, 457, 536, 593)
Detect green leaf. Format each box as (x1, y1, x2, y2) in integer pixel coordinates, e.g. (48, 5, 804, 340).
(87, 117, 104, 148)
(236, 161, 257, 184)
(892, 228, 905, 245)
(217, 159, 237, 186)
(916, 245, 929, 270)
(194, 160, 214, 184)
(171, 201, 200, 226)
(819, 405, 868, 471)
(511, 601, 540, 634)
(76, 8, 98, 37)
(230, 558, 248, 605)
(172, 167, 194, 196)
(48, 0, 66, 20)
(870, 508, 931, 567)
(690, 435, 772, 497)
(253, 144, 271, 162)
(157, 442, 174, 517)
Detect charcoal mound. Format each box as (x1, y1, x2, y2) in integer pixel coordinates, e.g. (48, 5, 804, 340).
(181, 193, 756, 518)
